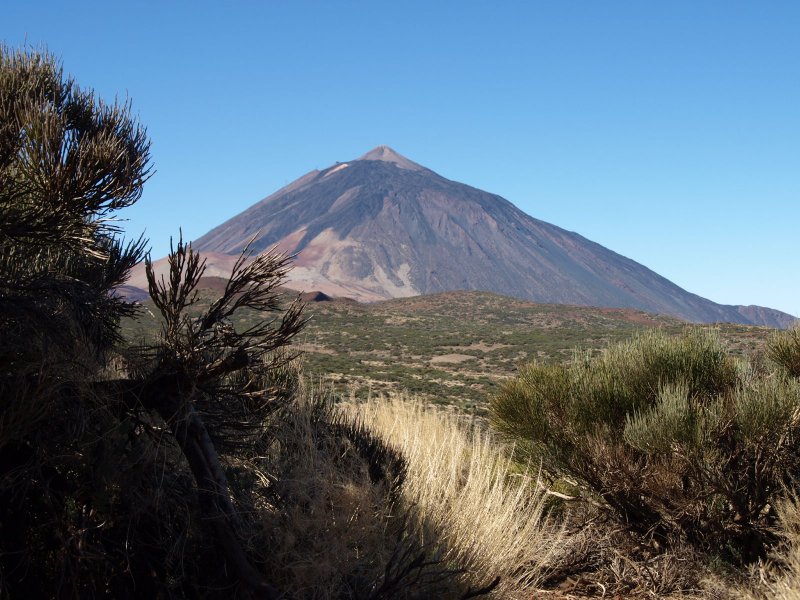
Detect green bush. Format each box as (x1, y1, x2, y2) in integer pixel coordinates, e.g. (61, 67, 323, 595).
(768, 325, 800, 378)
(491, 328, 800, 563)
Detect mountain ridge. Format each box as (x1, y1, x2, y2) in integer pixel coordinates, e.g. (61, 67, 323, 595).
(130, 146, 795, 328)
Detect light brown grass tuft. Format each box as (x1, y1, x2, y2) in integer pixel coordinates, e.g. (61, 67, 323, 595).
(351, 395, 567, 598)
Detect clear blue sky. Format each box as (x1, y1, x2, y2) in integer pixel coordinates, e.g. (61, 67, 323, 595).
(4, 1, 799, 316)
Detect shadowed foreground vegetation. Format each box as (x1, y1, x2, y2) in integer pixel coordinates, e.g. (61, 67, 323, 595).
(5, 45, 800, 599)
(0, 45, 550, 599)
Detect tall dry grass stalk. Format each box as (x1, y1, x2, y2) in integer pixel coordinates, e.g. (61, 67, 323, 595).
(351, 395, 566, 597)
(740, 495, 800, 600)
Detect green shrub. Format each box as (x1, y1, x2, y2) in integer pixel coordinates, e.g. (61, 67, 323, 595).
(768, 325, 800, 378)
(491, 328, 800, 563)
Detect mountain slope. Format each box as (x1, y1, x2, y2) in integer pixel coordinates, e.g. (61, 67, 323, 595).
(135, 146, 795, 328)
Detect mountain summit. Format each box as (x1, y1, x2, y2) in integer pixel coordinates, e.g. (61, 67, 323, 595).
(134, 148, 794, 327)
(358, 145, 425, 171)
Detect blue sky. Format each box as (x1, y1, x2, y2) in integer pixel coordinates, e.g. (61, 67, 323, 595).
(4, 1, 799, 316)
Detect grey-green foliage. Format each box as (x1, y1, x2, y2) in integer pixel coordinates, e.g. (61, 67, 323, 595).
(623, 381, 702, 454)
(493, 329, 735, 455)
(734, 375, 800, 444)
(768, 325, 800, 378)
(491, 328, 800, 563)
(579, 328, 735, 428)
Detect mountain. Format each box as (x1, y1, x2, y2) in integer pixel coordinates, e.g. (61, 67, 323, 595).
(130, 146, 795, 328)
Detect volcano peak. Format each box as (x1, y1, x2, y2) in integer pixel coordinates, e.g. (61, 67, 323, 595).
(132, 149, 797, 329)
(357, 145, 424, 171)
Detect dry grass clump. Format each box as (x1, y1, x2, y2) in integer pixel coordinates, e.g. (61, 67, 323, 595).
(227, 382, 487, 599)
(248, 389, 406, 597)
(350, 395, 566, 598)
(738, 495, 800, 600)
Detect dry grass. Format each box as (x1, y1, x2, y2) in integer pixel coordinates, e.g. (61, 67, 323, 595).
(739, 495, 800, 600)
(246, 385, 483, 599)
(349, 395, 567, 598)
(256, 403, 398, 597)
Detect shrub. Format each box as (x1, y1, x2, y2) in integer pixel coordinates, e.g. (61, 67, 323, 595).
(0, 45, 155, 596)
(491, 328, 800, 563)
(768, 325, 800, 378)
(0, 45, 306, 597)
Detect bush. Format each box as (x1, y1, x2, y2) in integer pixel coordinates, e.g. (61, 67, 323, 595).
(0, 46, 306, 597)
(491, 328, 800, 563)
(0, 45, 155, 596)
(769, 325, 800, 378)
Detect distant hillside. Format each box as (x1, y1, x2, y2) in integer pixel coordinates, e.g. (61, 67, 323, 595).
(122, 288, 775, 408)
(129, 146, 795, 328)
